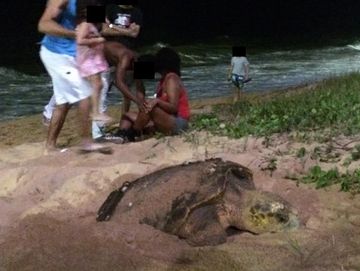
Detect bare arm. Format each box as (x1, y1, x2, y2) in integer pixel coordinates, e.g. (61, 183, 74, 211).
(101, 22, 140, 38)
(38, 0, 75, 39)
(128, 23, 141, 38)
(76, 22, 105, 46)
(155, 76, 180, 114)
(135, 79, 145, 101)
(116, 55, 142, 106)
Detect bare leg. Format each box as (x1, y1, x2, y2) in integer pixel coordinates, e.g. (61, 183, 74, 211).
(78, 97, 92, 146)
(133, 111, 152, 131)
(92, 72, 110, 139)
(149, 107, 177, 135)
(88, 74, 112, 122)
(122, 97, 131, 114)
(88, 74, 102, 116)
(233, 87, 241, 104)
(119, 112, 138, 130)
(119, 112, 155, 136)
(79, 98, 113, 153)
(131, 107, 176, 135)
(46, 103, 70, 150)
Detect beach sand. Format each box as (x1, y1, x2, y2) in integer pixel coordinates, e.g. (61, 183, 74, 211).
(0, 96, 231, 149)
(0, 95, 360, 270)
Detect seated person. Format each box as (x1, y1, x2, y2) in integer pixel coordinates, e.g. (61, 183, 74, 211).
(114, 47, 190, 142)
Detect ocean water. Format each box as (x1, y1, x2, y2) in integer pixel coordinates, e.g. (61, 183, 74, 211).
(1, 42, 360, 121)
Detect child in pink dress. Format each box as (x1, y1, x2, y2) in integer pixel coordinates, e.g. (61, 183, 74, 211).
(76, 12, 112, 123)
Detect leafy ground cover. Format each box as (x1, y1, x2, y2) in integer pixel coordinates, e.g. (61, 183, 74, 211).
(301, 166, 360, 195)
(191, 73, 360, 194)
(191, 73, 360, 138)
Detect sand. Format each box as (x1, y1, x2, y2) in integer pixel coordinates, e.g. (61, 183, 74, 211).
(0, 96, 360, 270)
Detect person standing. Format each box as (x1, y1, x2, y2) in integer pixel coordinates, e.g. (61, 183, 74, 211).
(41, 0, 143, 142)
(76, 4, 112, 123)
(92, 0, 144, 142)
(38, 0, 108, 152)
(228, 46, 250, 103)
(102, 0, 143, 113)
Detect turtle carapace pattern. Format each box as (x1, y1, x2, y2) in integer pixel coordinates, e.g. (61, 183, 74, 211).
(100, 158, 299, 246)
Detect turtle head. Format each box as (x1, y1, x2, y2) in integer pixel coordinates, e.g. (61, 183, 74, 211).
(240, 191, 299, 234)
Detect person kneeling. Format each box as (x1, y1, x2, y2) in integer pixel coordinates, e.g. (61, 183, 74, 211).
(115, 47, 190, 142)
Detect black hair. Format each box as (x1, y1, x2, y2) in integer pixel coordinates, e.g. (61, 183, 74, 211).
(155, 47, 181, 76)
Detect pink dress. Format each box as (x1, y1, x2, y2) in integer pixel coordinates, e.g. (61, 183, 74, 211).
(76, 23, 109, 78)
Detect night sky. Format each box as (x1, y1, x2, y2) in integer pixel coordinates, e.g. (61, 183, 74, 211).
(1, 0, 360, 73)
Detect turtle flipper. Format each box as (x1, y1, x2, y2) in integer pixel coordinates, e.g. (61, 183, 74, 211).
(178, 206, 227, 246)
(96, 182, 131, 222)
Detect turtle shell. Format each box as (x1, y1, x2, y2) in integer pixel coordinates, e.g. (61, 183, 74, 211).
(112, 158, 254, 234)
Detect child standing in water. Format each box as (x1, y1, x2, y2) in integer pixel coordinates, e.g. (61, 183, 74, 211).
(228, 46, 250, 103)
(76, 4, 112, 122)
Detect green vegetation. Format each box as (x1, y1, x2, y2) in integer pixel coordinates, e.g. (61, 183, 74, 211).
(296, 147, 307, 158)
(190, 73, 360, 194)
(191, 73, 360, 138)
(351, 144, 360, 161)
(301, 166, 360, 195)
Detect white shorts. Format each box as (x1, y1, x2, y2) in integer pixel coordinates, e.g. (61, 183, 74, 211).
(40, 45, 92, 105)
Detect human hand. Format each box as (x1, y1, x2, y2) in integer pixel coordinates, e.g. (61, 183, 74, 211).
(88, 37, 105, 48)
(128, 23, 139, 37)
(144, 98, 158, 113)
(138, 101, 147, 112)
(129, 23, 137, 30)
(88, 31, 101, 38)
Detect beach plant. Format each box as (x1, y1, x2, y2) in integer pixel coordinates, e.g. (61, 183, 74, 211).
(286, 236, 304, 259)
(351, 144, 360, 161)
(342, 157, 352, 167)
(341, 144, 360, 167)
(191, 113, 220, 131)
(260, 156, 278, 176)
(192, 73, 360, 140)
(301, 166, 360, 194)
(296, 147, 306, 158)
(302, 166, 339, 189)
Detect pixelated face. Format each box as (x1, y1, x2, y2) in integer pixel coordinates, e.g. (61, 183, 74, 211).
(232, 46, 246, 57)
(133, 59, 155, 80)
(86, 5, 105, 23)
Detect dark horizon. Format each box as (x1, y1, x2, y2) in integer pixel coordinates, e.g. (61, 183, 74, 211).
(1, 0, 360, 73)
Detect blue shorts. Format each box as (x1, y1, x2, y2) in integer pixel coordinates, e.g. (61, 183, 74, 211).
(173, 117, 189, 134)
(231, 74, 245, 89)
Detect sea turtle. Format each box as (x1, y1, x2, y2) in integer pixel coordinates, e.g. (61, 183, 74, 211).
(98, 158, 299, 246)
